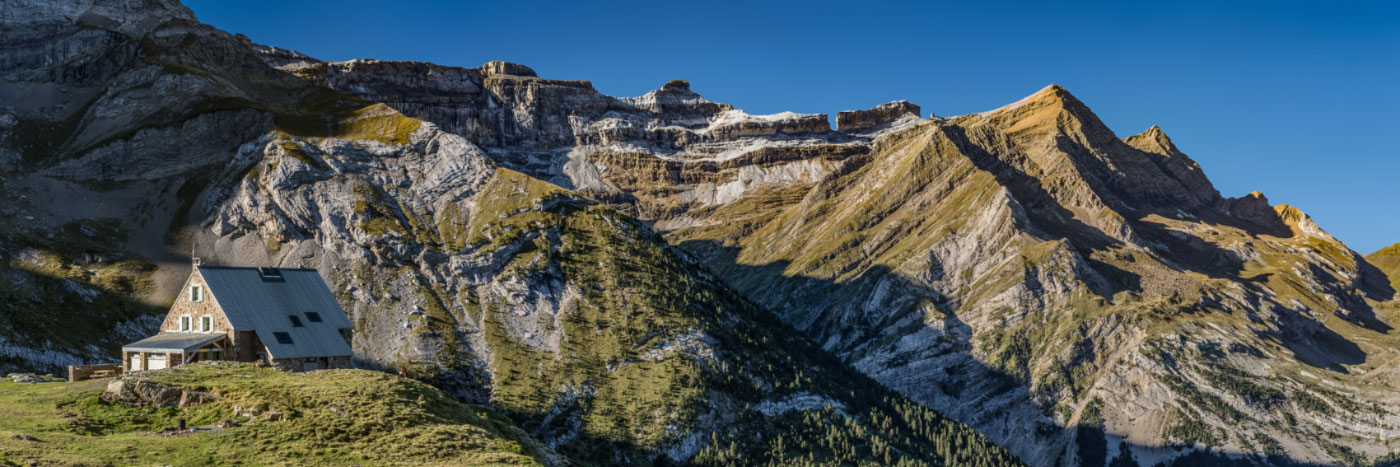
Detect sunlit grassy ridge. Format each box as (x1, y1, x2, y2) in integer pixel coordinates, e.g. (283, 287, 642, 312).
(0, 362, 548, 466)
(1367, 243, 1400, 292)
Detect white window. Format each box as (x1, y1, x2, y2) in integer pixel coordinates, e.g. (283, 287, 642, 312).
(201, 316, 213, 332)
(179, 316, 191, 332)
(189, 285, 204, 302)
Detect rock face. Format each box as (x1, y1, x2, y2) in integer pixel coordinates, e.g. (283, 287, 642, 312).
(265, 53, 923, 220)
(4, 1, 1399, 466)
(836, 100, 922, 131)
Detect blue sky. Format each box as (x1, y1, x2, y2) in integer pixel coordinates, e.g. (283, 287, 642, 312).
(185, 0, 1400, 252)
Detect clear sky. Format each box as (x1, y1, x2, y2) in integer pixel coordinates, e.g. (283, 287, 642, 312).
(185, 0, 1400, 253)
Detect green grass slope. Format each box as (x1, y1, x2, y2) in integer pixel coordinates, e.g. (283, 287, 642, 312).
(0, 363, 550, 466)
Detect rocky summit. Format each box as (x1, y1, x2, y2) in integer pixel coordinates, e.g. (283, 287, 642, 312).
(1, 1, 1397, 466)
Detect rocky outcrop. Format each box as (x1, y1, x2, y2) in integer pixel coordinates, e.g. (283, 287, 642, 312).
(704, 109, 830, 139)
(7, 372, 61, 383)
(1219, 191, 1288, 232)
(480, 60, 536, 78)
(1124, 125, 1221, 204)
(836, 100, 921, 131)
(102, 375, 215, 408)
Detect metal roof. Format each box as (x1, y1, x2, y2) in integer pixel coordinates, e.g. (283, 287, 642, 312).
(197, 266, 353, 359)
(122, 332, 225, 353)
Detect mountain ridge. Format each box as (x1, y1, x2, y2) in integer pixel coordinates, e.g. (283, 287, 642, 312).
(252, 46, 1400, 466)
(2, 1, 1398, 465)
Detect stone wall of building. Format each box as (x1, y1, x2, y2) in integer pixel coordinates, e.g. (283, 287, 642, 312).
(160, 270, 235, 334)
(68, 363, 122, 381)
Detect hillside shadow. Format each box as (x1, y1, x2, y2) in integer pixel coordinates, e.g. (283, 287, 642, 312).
(1259, 311, 1367, 373)
(0, 221, 167, 375)
(941, 126, 1122, 253)
(956, 126, 1395, 339)
(941, 126, 1260, 296)
(670, 238, 1337, 466)
(1047, 134, 1259, 283)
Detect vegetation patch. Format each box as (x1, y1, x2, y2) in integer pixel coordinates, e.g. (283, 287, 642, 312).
(1164, 408, 1219, 448)
(1, 219, 163, 363)
(1289, 389, 1333, 415)
(0, 363, 548, 466)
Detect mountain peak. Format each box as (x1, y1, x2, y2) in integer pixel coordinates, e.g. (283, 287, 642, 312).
(977, 83, 1094, 126)
(1274, 204, 1339, 241)
(1038, 83, 1070, 96)
(1124, 124, 1181, 155)
(1023, 83, 1083, 107)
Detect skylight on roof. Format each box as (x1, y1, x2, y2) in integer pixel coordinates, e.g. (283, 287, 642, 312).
(273, 332, 294, 344)
(258, 267, 284, 282)
(289, 315, 304, 327)
(304, 312, 322, 323)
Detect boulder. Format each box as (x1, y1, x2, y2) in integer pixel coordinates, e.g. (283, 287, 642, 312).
(7, 373, 60, 383)
(178, 390, 215, 408)
(102, 376, 217, 408)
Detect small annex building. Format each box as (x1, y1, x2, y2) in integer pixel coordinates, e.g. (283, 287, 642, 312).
(122, 265, 354, 372)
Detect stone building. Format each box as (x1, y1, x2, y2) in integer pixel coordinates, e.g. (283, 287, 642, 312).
(121, 265, 354, 372)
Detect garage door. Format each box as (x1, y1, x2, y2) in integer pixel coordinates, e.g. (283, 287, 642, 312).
(130, 355, 142, 371)
(147, 355, 167, 371)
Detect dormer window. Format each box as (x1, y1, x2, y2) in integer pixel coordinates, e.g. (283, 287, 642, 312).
(189, 285, 204, 302)
(180, 316, 191, 332)
(201, 316, 213, 332)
